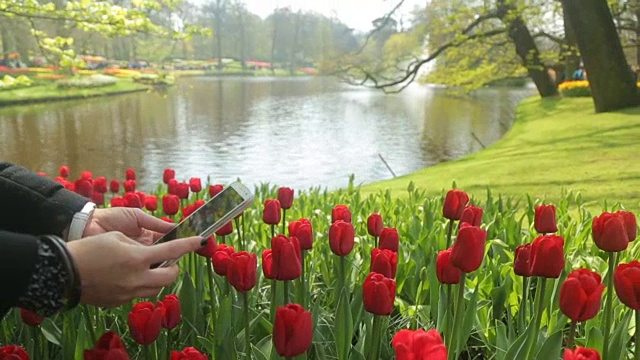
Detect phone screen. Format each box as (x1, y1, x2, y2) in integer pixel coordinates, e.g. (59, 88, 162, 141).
(155, 185, 248, 245)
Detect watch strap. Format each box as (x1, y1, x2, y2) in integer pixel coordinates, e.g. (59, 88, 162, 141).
(67, 202, 96, 241)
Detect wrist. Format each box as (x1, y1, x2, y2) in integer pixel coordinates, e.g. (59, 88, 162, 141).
(67, 202, 96, 241)
(39, 235, 82, 311)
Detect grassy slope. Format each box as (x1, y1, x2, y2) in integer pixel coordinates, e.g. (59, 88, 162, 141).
(361, 96, 640, 212)
(0, 79, 148, 105)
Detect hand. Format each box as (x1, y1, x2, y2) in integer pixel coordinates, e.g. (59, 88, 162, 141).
(83, 208, 175, 245)
(66, 232, 203, 308)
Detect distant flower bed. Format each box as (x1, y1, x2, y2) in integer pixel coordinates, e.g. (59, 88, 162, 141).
(35, 73, 67, 80)
(56, 74, 118, 89)
(103, 68, 142, 78)
(0, 75, 33, 91)
(559, 80, 640, 97)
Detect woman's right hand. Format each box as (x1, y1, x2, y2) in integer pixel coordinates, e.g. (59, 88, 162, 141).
(66, 232, 202, 308)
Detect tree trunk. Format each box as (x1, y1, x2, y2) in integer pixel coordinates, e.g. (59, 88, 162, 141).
(496, 0, 559, 97)
(562, 0, 640, 112)
(289, 12, 301, 75)
(561, 2, 581, 83)
(270, 13, 277, 74)
(636, 2, 640, 66)
(214, 0, 224, 69)
(238, 10, 246, 71)
(0, 18, 12, 57)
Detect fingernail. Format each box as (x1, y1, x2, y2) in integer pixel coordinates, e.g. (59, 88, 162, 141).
(200, 237, 208, 246)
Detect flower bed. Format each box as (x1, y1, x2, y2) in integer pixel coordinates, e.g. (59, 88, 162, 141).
(0, 75, 33, 91)
(56, 75, 118, 89)
(3, 167, 639, 360)
(559, 80, 640, 97)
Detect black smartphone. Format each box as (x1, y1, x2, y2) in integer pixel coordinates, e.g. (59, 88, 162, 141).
(151, 181, 254, 268)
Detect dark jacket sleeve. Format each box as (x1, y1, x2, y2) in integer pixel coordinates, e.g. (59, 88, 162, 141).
(0, 162, 88, 236)
(0, 231, 40, 318)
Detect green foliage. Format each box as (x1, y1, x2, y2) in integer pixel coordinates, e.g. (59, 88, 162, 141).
(0, 75, 33, 91)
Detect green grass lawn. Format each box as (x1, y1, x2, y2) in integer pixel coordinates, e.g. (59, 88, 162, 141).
(0, 79, 148, 106)
(361, 96, 640, 212)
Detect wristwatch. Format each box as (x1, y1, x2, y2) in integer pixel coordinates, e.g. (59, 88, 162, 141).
(67, 202, 96, 241)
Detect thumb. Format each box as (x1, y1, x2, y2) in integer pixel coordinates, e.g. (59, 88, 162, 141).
(142, 236, 204, 264)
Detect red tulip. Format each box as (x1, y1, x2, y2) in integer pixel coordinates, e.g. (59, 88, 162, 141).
(110, 179, 120, 193)
(124, 192, 142, 208)
(63, 180, 75, 191)
(144, 195, 158, 212)
(162, 195, 180, 216)
(331, 204, 352, 223)
(559, 268, 604, 322)
(123, 179, 136, 193)
(196, 236, 217, 258)
(181, 203, 198, 218)
(367, 213, 384, 237)
(618, 210, 637, 241)
(443, 189, 469, 221)
(175, 182, 190, 199)
(563, 347, 601, 360)
(263, 199, 282, 225)
(592, 212, 631, 252)
(288, 218, 313, 250)
(370, 248, 398, 279)
(93, 177, 108, 194)
(329, 220, 355, 256)
(212, 244, 235, 276)
(450, 225, 487, 273)
(170, 347, 207, 360)
(534, 204, 558, 234)
(84, 331, 130, 360)
(436, 248, 462, 284)
(514, 243, 533, 277)
(168, 179, 178, 195)
(379, 227, 399, 252)
(81, 171, 93, 180)
(277, 187, 294, 210)
(75, 179, 93, 198)
(460, 205, 483, 227)
(20, 308, 44, 326)
(158, 294, 181, 330)
(209, 184, 223, 198)
(271, 235, 302, 280)
(189, 177, 202, 193)
(215, 221, 233, 236)
(614, 260, 640, 310)
(163, 168, 175, 184)
(161, 217, 175, 223)
(262, 249, 275, 279)
(273, 304, 313, 357)
(227, 251, 257, 292)
(125, 168, 136, 180)
(91, 192, 105, 207)
(110, 196, 125, 207)
(529, 234, 565, 278)
(363, 272, 396, 316)
(392, 329, 447, 360)
(127, 302, 162, 345)
(0, 345, 29, 360)
(59, 165, 70, 178)
(135, 192, 146, 207)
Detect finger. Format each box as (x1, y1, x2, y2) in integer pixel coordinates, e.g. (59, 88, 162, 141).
(139, 265, 180, 289)
(143, 236, 203, 264)
(135, 209, 176, 233)
(114, 232, 145, 246)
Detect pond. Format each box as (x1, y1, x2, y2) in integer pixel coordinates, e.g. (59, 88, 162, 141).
(0, 77, 534, 191)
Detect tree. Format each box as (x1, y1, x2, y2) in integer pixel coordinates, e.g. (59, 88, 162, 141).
(562, 0, 640, 112)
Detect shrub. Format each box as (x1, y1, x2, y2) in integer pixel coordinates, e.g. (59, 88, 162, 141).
(0, 75, 33, 91)
(56, 74, 118, 89)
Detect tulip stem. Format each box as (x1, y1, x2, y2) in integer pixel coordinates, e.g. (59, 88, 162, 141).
(603, 252, 616, 359)
(374, 235, 378, 249)
(243, 292, 251, 359)
(283, 280, 290, 305)
(525, 277, 546, 360)
(270, 280, 277, 323)
(82, 305, 97, 345)
(368, 315, 383, 360)
(206, 258, 218, 336)
(299, 251, 307, 308)
(451, 273, 467, 360)
(519, 277, 530, 334)
(282, 209, 287, 235)
(166, 328, 172, 360)
(446, 219, 455, 249)
(235, 217, 243, 251)
(567, 321, 576, 349)
(445, 284, 453, 344)
(635, 309, 640, 360)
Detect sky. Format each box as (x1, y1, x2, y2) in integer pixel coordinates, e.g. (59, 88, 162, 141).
(242, 0, 426, 32)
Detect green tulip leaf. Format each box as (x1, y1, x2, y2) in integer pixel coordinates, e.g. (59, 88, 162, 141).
(608, 310, 633, 360)
(533, 330, 563, 360)
(335, 288, 353, 360)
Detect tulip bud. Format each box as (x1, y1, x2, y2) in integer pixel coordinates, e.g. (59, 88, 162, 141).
(144, 195, 158, 212)
(289, 218, 313, 250)
(158, 294, 181, 330)
(227, 251, 257, 292)
(196, 236, 216, 258)
(514, 243, 532, 277)
(277, 187, 294, 210)
(436, 248, 461, 284)
(127, 302, 162, 345)
(93, 177, 108, 194)
(262, 249, 275, 279)
(125, 168, 136, 180)
(170, 347, 207, 360)
(559, 269, 604, 322)
(450, 225, 487, 273)
(209, 184, 224, 198)
(215, 221, 233, 236)
(379, 227, 399, 252)
(363, 272, 396, 316)
(273, 304, 313, 357)
(123, 179, 136, 193)
(59, 165, 70, 178)
(592, 211, 631, 252)
(162, 194, 180, 216)
(163, 168, 175, 184)
(443, 189, 469, 220)
(371, 248, 398, 279)
(109, 179, 120, 193)
(563, 347, 600, 360)
(392, 329, 447, 360)
(189, 177, 202, 193)
(367, 213, 384, 237)
(529, 234, 565, 278)
(20, 308, 44, 326)
(84, 331, 130, 360)
(271, 235, 302, 280)
(614, 260, 640, 310)
(460, 205, 483, 227)
(263, 199, 282, 225)
(534, 204, 558, 234)
(212, 244, 235, 276)
(331, 204, 352, 223)
(329, 220, 355, 256)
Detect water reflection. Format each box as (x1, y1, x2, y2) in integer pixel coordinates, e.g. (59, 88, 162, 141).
(0, 77, 534, 191)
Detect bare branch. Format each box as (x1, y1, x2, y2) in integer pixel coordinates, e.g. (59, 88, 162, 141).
(353, 0, 406, 55)
(533, 31, 564, 44)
